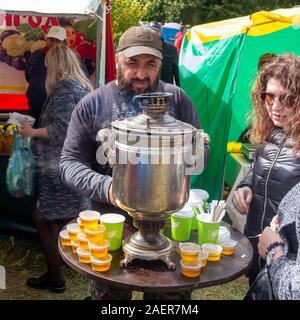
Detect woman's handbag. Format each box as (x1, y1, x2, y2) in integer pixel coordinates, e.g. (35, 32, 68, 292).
(244, 264, 274, 300)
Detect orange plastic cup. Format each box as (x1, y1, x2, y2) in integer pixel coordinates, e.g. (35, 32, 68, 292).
(77, 232, 89, 250)
(66, 223, 81, 241)
(89, 240, 110, 259)
(90, 254, 112, 272)
(199, 250, 209, 268)
(59, 230, 72, 247)
(179, 242, 201, 264)
(85, 224, 106, 245)
(79, 210, 100, 230)
(76, 248, 91, 264)
(180, 259, 201, 278)
(71, 241, 79, 254)
(202, 243, 223, 262)
(77, 217, 86, 233)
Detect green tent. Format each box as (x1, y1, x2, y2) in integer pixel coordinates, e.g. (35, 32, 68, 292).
(179, 8, 300, 200)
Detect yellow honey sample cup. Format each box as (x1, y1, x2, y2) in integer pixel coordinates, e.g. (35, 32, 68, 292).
(66, 223, 81, 241)
(79, 210, 100, 230)
(77, 232, 89, 250)
(179, 242, 201, 264)
(59, 230, 72, 247)
(217, 239, 237, 256)
(71, 241, 79, 254)
(77, 217, 86, 233)
(89, 240, 110, 259)
(85, 224, 106, 245)
(180, 259, 202, 278)
(199, 250, 209, 268)
(90, 254, 113, 272)
(202, 243, 223, 262)
(76, 248, 91, 264)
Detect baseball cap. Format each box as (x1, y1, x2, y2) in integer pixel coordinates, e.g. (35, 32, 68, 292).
(46, 26, 66, 41)
(117, 26, 162, 60)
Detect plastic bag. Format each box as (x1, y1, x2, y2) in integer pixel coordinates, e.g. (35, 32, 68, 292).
(6, 135, 37, 198)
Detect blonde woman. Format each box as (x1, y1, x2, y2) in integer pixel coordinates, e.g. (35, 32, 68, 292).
(19, 45, 93, 293)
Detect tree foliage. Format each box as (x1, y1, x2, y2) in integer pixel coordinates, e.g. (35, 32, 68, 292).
(144, 0, 300, 25)
(110, 0, 151, 46)
(109, 0, 300, 46)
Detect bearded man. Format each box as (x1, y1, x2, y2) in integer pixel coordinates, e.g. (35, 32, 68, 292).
(59, 26, 208, 300)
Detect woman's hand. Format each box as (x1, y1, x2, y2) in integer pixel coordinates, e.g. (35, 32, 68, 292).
(270, 215, 279, 232)
(232, 186, 253, 215)
(18, 121, 35, 138)
(258, 227, 284, 259)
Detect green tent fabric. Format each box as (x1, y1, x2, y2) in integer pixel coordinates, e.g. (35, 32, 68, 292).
(179, 8, 300, 200)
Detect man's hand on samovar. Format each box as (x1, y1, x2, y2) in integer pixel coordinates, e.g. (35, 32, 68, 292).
(108, 183, 117, 207)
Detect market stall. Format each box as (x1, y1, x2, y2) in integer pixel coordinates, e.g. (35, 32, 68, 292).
(179, 8, 300, 200)
(0, 0, 115, 233)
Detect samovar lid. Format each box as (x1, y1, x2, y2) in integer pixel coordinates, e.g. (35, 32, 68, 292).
(112, 92, 195, 136)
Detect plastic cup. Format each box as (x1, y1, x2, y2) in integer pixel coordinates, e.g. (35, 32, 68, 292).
(71, 241, 79, 254)
(199, 250, 209, 268)
(171, 210, 194, 241)
(180, 259, 202, 277)
(76, 248, 91, 264)
(90, 254, 113, 272)
(77, 232, 89, 250)
(85, 224, 106, 245)
(66, 223, 81, 241)
(79, 210, 100, 230)
(59, 230, 72, 247)
(202, 243, 223, 262)
(217, 239, 237, 255)
(89, 240, 110, 259)
(99, 213, 125, 251)
(217, 226, 231, 242)
(197, 213, 220, 245)
(179, 242, 201, 263)
(77, 217, 86, 233)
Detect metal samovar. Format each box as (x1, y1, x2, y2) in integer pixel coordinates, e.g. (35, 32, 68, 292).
(98, 92, 204, 269)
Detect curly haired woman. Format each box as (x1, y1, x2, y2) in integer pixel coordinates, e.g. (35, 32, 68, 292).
(232, 53, 300, 285)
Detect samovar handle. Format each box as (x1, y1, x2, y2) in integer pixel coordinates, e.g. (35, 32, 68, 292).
(96, 128, 116, 167)
(189, 129, 210, 174)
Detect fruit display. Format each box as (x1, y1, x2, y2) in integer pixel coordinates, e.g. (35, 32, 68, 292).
(0, 18, 97, 75)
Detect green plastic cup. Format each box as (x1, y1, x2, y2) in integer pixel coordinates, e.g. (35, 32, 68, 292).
(197, 213, 220, 245)
(171, 211, 194, 241)
(99, 213, 125, 251)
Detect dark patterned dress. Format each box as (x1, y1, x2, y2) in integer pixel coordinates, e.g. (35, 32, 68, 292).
(33, 77, 91, 220)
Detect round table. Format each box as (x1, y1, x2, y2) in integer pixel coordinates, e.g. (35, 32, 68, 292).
(59, 221, 253, 293)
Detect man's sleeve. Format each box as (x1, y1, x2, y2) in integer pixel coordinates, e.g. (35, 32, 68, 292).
(59, 100, 112, 204)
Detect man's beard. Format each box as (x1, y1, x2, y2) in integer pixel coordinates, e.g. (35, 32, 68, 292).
(117, 65, 160, 94)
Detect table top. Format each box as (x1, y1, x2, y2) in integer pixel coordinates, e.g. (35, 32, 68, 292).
(59, 221, 253, 293)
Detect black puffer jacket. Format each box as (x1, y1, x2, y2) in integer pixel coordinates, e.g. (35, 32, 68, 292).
(237, 129, 300, 238)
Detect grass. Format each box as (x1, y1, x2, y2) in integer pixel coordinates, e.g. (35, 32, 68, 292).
(0, 234, 248, 300)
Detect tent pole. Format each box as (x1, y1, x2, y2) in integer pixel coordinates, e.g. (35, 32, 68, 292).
(96, 0, 106, 88)
(95, 2, 104, 88)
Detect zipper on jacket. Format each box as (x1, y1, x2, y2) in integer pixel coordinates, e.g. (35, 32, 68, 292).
(258, 137, 286, 270)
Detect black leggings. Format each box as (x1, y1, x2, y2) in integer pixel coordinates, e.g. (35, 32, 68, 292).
(32, 208, 70, 280)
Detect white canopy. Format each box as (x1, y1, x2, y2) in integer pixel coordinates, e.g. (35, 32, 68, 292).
(0, 0, 102, 18)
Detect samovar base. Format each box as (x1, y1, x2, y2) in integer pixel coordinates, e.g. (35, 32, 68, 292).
(120, 235, 175, 270)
